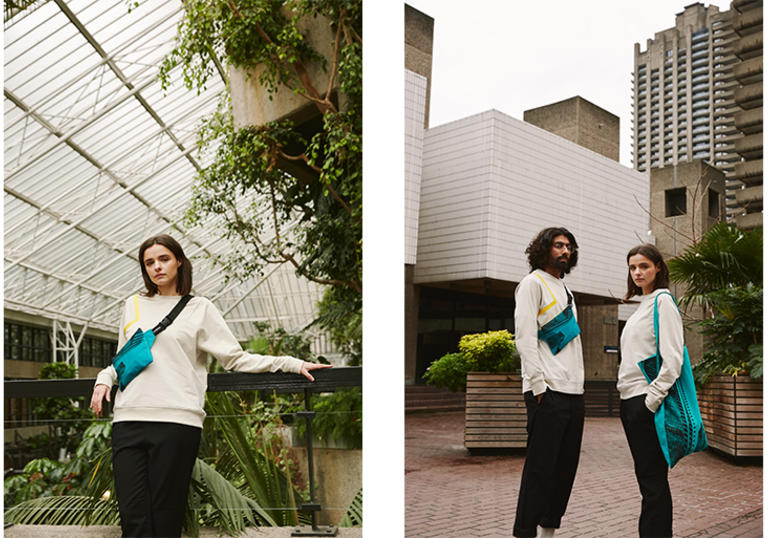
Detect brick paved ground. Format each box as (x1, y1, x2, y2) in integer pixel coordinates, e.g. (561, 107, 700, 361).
(405, 412, 762, 537)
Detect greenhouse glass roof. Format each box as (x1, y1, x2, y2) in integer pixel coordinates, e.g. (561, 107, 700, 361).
(4, 0, 326, 347)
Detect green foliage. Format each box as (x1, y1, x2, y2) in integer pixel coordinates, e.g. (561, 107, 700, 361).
(4, 421, 115, 520)
(339, 487, 362, 527)
(422, 353, 471, 393)
(292, 387, 361, 449)
(161, 0, 362, 349)
(31, 362, 93, 457)
(668, 223, 762, 308)
(203, 391, 306, 526)
(668, 223, 763, 386)
(247, 321, 313, 360)
(311, 285, 362, 364)
(4, 495, 120, 526)
(692, 284, 763, 386)
(458, 330, 519, 372)
(423, 330, 520, 392)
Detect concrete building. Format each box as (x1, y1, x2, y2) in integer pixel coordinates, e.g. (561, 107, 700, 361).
(524, 96, 621, 161)
(730, 0, 763, 229)
(404, 5, 649, 389)
(405, 5, 434, 129)
(633, 2, 762, 228)
(648, 159, 726, 364)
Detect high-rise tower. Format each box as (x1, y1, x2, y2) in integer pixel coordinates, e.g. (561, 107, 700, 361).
(633, 2, 762, 228)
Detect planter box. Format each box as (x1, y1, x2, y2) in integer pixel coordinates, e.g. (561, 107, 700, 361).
(698, 375, 762, 458)
(464, 372, 527, 450)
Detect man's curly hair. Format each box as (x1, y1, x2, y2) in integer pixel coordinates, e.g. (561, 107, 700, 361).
(525, 227, 579, 274)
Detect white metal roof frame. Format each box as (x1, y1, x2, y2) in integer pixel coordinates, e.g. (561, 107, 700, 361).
(4, 0, 326, 349)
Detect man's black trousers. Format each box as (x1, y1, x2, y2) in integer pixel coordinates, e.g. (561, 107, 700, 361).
(513, 389, 585, 538)
(620, 395, 673, 538)
(112, 421, 201, 537)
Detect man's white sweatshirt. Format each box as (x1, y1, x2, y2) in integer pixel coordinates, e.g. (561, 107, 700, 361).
(617, 288, 684, 413)
(95, 294, 304, 428)
(514, 269, 584, 396)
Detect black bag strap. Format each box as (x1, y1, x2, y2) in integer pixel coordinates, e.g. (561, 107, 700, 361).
(563, 284, 573, 306)
(152, 295, 194, 335)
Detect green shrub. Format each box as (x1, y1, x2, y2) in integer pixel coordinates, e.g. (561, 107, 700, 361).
(292, 388, 362, 449)
(459, 330, 519, 372)
(422, 353, 470, 393)
(423, 330, 520, 392)
(692, 283, 763, 386)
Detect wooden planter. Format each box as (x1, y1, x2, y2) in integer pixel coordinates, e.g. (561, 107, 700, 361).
(464, 372, 527, 450)
(697, 375, 762, 458)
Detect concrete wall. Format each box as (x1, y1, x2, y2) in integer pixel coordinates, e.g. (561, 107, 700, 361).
(404, 4, 434, 128)
(415, 109, 649, 300)
(294, 447, 361, 526)
(229, 14, 338, 128)
(524, 96, 620, 161)
(649, 159, 725, 364)
(579, 304, 621, 380)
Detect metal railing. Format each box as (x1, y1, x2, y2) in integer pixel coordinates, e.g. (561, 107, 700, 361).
(5, 367, 362, 536)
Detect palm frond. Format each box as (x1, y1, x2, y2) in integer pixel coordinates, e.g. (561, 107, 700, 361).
(4, 495, 119, 526)
(339, 487, 362, 527)
(191, 458, 275, 531)
(205, 392, 304, 526)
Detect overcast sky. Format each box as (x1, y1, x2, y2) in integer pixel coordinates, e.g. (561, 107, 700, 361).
(405, 0, 733, 167)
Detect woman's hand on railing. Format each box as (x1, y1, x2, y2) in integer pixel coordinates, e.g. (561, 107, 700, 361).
(301, 361, 333, 382)
(90, 384, 111, 416)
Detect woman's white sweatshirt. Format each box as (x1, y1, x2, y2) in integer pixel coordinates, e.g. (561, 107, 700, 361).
(514, 269, 584, 396)
(95, 294, 304, 428)
(617, 288, 684, 412)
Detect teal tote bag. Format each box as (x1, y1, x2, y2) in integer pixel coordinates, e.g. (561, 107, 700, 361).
(637, 292, 707, 468)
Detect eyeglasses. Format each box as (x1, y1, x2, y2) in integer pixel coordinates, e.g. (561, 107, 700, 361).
(553, 241, 574, 251)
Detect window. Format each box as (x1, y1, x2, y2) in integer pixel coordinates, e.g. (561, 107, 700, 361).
(709, 189, 720, 218)
(665, 187, 687, 217)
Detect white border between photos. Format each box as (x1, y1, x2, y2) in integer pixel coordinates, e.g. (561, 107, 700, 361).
(363, 0, 405, 534)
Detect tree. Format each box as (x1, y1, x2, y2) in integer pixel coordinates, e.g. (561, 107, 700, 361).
(160, 0, 362, 357)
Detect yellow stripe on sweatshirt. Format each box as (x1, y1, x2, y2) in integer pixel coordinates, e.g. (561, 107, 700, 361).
(123, 295, 140, 337)
(534, 273, 558, 316)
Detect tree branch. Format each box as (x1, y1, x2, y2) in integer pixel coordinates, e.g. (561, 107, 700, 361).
(325, 12, 344, 101)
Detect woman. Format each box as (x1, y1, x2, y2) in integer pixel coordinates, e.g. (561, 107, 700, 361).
(617, 244, 683, 538)
(90, 234, 330, 537)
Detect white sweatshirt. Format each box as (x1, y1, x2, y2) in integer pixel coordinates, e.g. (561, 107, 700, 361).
(514, 269, 584, 396)
(95, 294, 304, 428)
(617, 288, 684, 413)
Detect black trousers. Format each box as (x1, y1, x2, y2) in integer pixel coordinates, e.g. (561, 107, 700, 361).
(513, 389, 585, 538)
(620, 395, 673, 538)
(112, 421, 202, 538)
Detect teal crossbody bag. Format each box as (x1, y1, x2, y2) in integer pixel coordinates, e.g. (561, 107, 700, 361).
(113, 295, 193, 391)
(637, 292, 707, 468)
(538, 285, 581, 355)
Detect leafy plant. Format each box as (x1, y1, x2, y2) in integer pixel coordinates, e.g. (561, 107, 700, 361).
(422, 353, 471, 393)
(668, 222, 762, 309)
(247, 321, 314, 360)
(339, 487, 362, 527)
(292, 387, 361, 449)
(203, 391, 306, 527)
(423, 330, 520, 392)
(160, 0, 362, 355)
(667, 222, 763, 385)
(31, 362, 94, 458)
(691, 284, 763, 385)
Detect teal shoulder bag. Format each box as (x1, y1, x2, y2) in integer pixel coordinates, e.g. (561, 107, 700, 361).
(112, 295, 193, 391)
(538, 285, 581, 355)
(637, 292, 707, 468)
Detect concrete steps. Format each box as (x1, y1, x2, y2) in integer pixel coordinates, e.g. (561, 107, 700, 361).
(405, 385, 465, 413)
